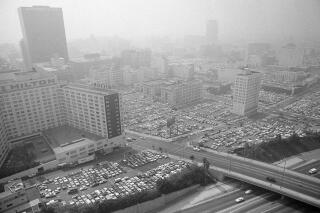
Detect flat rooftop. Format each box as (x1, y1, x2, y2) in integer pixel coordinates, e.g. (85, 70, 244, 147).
(43, 125, 104, 149)
(62, 83, 118, 96)
(0, 70, 55, 84)
(53, 138, 97, 154)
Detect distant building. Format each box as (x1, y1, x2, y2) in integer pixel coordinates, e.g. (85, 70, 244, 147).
(151, 55, 168, 78)
(169, 63, 195, 80)
(232, 69, 261, 115)
(88, 64, 123, 88)
(142, 78, 202, 108)
(69, 54, 113, 80)
(278, 43, 304, 67)
(206, 20, 218, 45)
(18, 6, 69, 69)
(121, 49, 151, 68)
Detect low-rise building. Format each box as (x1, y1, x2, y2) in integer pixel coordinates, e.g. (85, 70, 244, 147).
(141, 78, 202, 108)
(0, 180, 40, 213)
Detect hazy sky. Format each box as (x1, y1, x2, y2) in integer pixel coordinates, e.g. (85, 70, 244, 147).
(0, 0, 320, 44)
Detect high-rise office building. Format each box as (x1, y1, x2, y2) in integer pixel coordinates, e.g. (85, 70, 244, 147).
(206, 20, 218, 45)
(18, 6, 69, 69)
(61, 84, 123, 139)
(232, 69, 261, 115)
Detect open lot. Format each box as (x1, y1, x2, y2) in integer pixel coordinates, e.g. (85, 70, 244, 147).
(284, 90, 320, 119)
(123, 93, 244, 139)
(22, 148, 183, 206)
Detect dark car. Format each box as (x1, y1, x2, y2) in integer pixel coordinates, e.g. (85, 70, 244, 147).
(266, 177, 276, 183)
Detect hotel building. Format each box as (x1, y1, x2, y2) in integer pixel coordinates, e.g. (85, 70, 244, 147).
(0, 70, 123, 168)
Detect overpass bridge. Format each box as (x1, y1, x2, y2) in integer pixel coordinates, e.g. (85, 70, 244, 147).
(173, 147, 320, 208)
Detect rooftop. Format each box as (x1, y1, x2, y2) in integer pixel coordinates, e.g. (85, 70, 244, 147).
(62, 83, 118, 96)
(0, 70, 55, 84)
(237, 69, 260, 76)
(53, 138, 97, 154)
(43, 125, 104, 149)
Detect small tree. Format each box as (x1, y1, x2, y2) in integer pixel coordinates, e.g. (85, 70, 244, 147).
(159, 147, 163, 153)
(190, 155, 195, 162)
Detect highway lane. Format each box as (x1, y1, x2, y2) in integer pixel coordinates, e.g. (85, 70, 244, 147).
(229, 161, 320, 213)
(294, 160, 320, 178)
(127, 137, 320, 207)
(178, 188, 266, 213)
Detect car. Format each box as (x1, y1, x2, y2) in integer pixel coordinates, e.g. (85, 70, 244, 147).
(266, 177, 276, 183)
(193, 146, 200, 151)
(308, 168, 318, 174)
(235, 197, 245, 203)
(245, 190, 252, 194)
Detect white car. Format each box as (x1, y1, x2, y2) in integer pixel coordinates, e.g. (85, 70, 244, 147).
(235, 197, 245, 203)
(308, 168, 318, 174)
(193, 146, 200, 151)
(245, 190, 252, 194)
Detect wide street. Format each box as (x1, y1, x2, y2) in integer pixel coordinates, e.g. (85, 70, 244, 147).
(126, 132, 320, 208)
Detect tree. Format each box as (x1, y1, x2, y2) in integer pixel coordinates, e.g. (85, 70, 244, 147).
(190, 155, 195, 162)
(202, 157, 210, 185)
(159, 147, 163, 153)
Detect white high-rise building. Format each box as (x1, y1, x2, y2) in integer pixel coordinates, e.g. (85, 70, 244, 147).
(0, 71, 64, 139)
(0, 70, 64, 167)
(232, 69, 261, 115)
(61, 83, 123, 139)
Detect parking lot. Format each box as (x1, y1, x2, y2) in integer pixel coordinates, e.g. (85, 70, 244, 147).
(284, 90, 320, 119)
(26, 149, 187, 206)
(123, 93, 244, 139)
(198, 115, 306, 152)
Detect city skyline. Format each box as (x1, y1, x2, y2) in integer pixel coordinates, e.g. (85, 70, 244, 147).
(0, 0, 319, 44)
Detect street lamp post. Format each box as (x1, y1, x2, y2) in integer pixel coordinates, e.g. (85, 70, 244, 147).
(281, 158, 286, 189)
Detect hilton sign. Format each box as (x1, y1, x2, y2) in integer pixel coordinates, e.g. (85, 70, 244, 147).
(0, 78, 56, 93)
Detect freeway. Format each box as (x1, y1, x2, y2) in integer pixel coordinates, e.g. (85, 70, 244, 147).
(293, 160, 320, 178)
(175, 187, 266, 213)
(217, 160, 320, 213)
(126, 135, 320, 208)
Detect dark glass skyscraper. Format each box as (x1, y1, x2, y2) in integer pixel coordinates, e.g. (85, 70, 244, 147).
(18, 6, 69, 68)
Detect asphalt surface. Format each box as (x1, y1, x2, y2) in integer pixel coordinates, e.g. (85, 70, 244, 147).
(293, 160, 320, 179)
(179, 188, 267, 213)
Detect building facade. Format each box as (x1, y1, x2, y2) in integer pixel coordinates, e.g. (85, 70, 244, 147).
(18, 6, 69, 68)
(0, 71, 64, 140)
(0, 70, 123, 168)
(142, 78, 202, 108)
(61, 84, 122, 139)
(232, 69, 261, 115)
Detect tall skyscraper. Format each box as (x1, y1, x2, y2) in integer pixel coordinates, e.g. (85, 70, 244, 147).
(18, 6, 69, 69)
(206, 20, 218, 45)
(232, 69, 261, 116)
